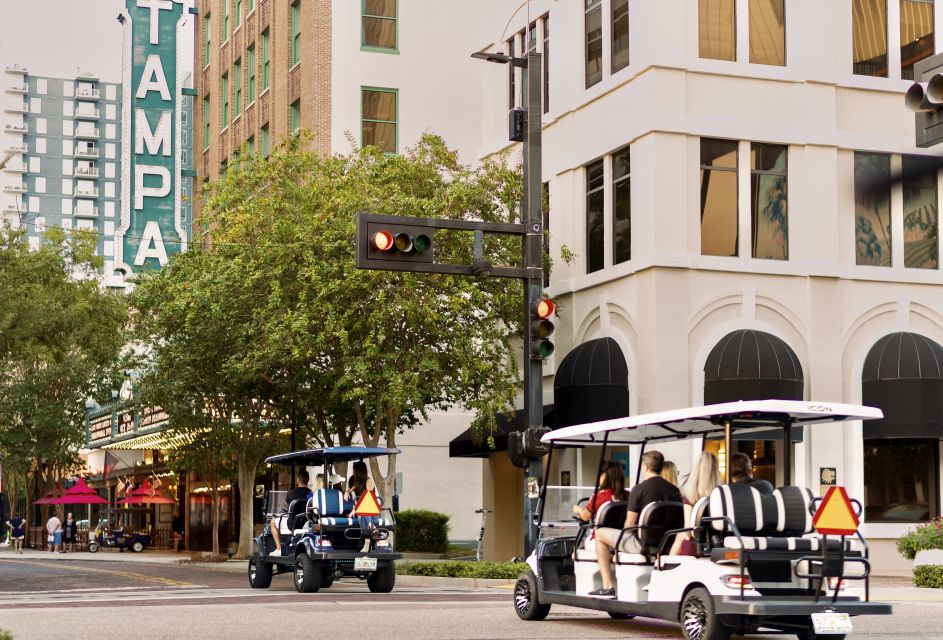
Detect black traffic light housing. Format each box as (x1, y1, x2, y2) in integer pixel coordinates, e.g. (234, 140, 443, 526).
(531, 298, 555, 359)
(358, 220, 434, 268)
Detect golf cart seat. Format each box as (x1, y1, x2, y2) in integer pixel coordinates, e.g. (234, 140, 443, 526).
(616, 500, 684, 564)
(574, 500, 626, 559)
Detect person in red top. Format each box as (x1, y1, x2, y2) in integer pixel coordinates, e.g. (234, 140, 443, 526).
(572, 460, 626, 522)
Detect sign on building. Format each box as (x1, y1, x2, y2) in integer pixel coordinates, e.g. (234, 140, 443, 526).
(115, 0, 191, 279)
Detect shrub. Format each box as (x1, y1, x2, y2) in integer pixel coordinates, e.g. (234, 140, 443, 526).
(897, 517, 943, 559)
(397, 560, 528, 579)
(913, 564, 943, 588)
(0, 630, 11, 640)
(395, 509, 450, 553)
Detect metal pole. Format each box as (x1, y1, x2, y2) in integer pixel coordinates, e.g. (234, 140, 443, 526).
(724, 421, 733, 483)
(523, 51, 543, 557)
(783, 420, 793, 486)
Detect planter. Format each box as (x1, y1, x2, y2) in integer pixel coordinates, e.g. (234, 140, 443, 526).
(914, 549, 943, 566)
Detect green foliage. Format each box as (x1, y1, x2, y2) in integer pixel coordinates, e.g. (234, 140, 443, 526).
(395, 509, 450, 553)
(0, 629, 11, 640)
(897, 518, 943, 559)
(913, 564, 943, 588)
(397, 561, 528, 579)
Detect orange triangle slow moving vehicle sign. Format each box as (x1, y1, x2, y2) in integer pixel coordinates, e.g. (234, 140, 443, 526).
(812, 486, 860, 536)
(354, 490, 382, 517)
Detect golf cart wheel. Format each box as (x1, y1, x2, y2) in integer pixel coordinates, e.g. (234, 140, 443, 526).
(680, 587, 731, 640)
(796, 628, 845, 640)
(513, 571, 550, 621)
(88, 542, 99, 553)
(608, 612, 635, 620)
(367, 563, 396, 593)
(248, 557, 273, 589)
(294, 553, 321, 593)
(131, 541, 144, 553)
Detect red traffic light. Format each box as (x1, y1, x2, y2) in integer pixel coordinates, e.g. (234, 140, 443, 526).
(535, 299, 555, 319)
(372, 230, 395, 252)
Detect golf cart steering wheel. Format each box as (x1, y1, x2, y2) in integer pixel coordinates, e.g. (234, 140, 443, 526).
(572, 497, 590, 523)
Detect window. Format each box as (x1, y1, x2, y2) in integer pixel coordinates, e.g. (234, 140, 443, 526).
(221, 73, 229, 126)
(247, 135, 255, 155)
(612, 0, 629, 73)
(261, 29, 270, 89)
(203, 12, 211, 65)
(290, 99, 301, 133)
(700, 138, 739, 257)
(586, 160, 605, 273)
(248, 0, 254, 11)
(543, 17, 550, 113)
(235, 0, 242, 26)
(612, 147, 631, 264)
(233, 59, 242, 115)
(699, 0, 736, 60)
(291, 1, 301, 67)
(247, 45, 256, 103)
(362, 0, 397, 50)
(222, 0, 229, 41)
(749, 0, 785, 65)
(903, 155, 938, 268)
(864, 439, 939, 522)
(855, 152, 891, 266)
(261, 124, 269, 157)
(361, 88, 397, 153)
(585, 0, 603, 87)
(203, 94, 210, 149)
(901, 0, 935, 80)
(853, 0, 888, 76)
(750, 143, 788, 259)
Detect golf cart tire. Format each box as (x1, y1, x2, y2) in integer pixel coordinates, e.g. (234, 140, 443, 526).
(680, 587, 731, 640)
(796, 629, 845, 640)
(248, 557, 273, 589)
(367, 563, 396, 593)
(607, 612, 635, 620)
(513, 571, 551, 621)
(294, 553, 322, 593)
(88, 542, 99, 553)
(131, 541, 144, 553)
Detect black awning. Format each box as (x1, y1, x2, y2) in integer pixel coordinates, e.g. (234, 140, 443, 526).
(554, 337, 630, 429)
(704, 330, 803, 404)
(863, 332, 943, 439)
(448, 405, 555, 458)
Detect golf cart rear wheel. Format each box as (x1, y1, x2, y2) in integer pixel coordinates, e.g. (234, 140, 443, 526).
(680, 587, 731, 640)
(88, 542, 99, 553)
(367, 563, 396, 593)
(248, 557, 273, 589)
(131, 541, 144, 553)
(514, 571, 550, 621)
(294, 554, 321, 593)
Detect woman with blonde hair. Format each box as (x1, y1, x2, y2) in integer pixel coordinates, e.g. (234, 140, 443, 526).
(668, 451, 720, 556)
(661, 460, 679, 487)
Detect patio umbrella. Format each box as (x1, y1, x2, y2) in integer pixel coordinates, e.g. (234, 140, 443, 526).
(33, 483, 64, 505)
(117, 481, 175, 505)
(51, 478, 108, 505)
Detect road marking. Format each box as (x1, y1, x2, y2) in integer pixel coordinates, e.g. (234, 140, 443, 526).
(0, 558, 193, 587)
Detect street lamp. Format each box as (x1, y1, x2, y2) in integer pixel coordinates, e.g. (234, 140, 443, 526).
(472, 46, 546, 557)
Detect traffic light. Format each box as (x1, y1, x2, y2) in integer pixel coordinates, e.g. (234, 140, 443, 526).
(532, 298, 555, 359)
(360, 221, 434, 264)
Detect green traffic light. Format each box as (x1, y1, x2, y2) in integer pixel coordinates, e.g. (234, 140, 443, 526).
(414, 233, 431, 253)
(535, 340, 554, 359)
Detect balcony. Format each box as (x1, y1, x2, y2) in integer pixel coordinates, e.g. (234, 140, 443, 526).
(4, 64, 28, 75)
(75, 146, 100, 159)
(75, 107, 100, 120)
(4, 143, 27, 155)
(5, 84, 27, 94)
(4, 102, 27, 114)
(74, 205, 99, 218)
(74, 127, 99, 139)
(74, 165, 99, 178)
(4, 123, 26, 134)
(75, 87, 100, 100)
(74, 186, 99, 199)
(3, 163, 27, 174)
(3, 183, 26, 193)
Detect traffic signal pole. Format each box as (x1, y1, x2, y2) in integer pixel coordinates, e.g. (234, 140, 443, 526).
(522, 51, 544, 557)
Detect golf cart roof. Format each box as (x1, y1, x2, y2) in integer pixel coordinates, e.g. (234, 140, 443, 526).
(265, 447, 401, 466)
(543, 400, 883, 446)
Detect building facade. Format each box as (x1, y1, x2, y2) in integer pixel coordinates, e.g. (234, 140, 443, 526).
(463, 0, 943, 568)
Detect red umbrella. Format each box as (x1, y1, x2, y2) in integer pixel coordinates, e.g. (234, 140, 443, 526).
(51, 478, 108, 505)
(118, 481, 175, 505)
(33, 483, 64, 505)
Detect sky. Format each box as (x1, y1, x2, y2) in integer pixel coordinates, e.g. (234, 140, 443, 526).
(0, 0, 194, 83)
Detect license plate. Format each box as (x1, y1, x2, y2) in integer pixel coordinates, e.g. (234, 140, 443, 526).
(811, 613, 853, 635)
(354, 557, 377, 572)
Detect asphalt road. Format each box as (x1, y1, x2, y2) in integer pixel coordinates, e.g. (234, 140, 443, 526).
(0, 556, 941, 640)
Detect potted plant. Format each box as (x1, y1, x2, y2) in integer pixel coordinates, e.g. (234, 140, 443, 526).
(897, 517, 943, 588)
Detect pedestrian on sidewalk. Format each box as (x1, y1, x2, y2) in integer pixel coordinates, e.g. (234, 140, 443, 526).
(46, 510, 62, 553)
(63, 513, 78, 552)
(5, 512, 25, 554)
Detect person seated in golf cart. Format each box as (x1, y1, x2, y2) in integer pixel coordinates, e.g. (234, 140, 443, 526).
(270, 470, 312, 556)
(668, 451, 721, 556)
(571, 460, 626, 523)
(590, 451, 680, 597)
(730, 451, 774, 494)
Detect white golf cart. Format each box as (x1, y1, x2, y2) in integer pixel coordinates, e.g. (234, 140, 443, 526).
(512, 400, 893, 640)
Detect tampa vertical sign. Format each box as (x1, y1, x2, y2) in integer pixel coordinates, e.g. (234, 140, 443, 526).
(115, 0, 189, 278)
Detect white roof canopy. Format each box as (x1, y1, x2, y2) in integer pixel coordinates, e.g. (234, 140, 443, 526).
(542, 400, 883, 446)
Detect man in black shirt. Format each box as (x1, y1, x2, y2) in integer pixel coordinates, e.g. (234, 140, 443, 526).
(590, 451, 681, 597)
(271, 470, 312, 556)
(731, 452, 774, 494)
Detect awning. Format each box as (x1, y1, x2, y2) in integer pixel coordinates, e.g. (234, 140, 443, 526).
(448, 405, 554, 458)
(554, 337, 630, 429)
(862, 332, 943, 439)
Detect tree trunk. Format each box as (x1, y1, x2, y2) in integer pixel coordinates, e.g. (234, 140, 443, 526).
(235, 461, 257, 559)
(211, 487, 221, 558)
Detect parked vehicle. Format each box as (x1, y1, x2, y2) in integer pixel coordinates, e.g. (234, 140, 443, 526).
(248, 447, 402, 593)
(87, 524, 151, 553)
(513, 400, 893, 640)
